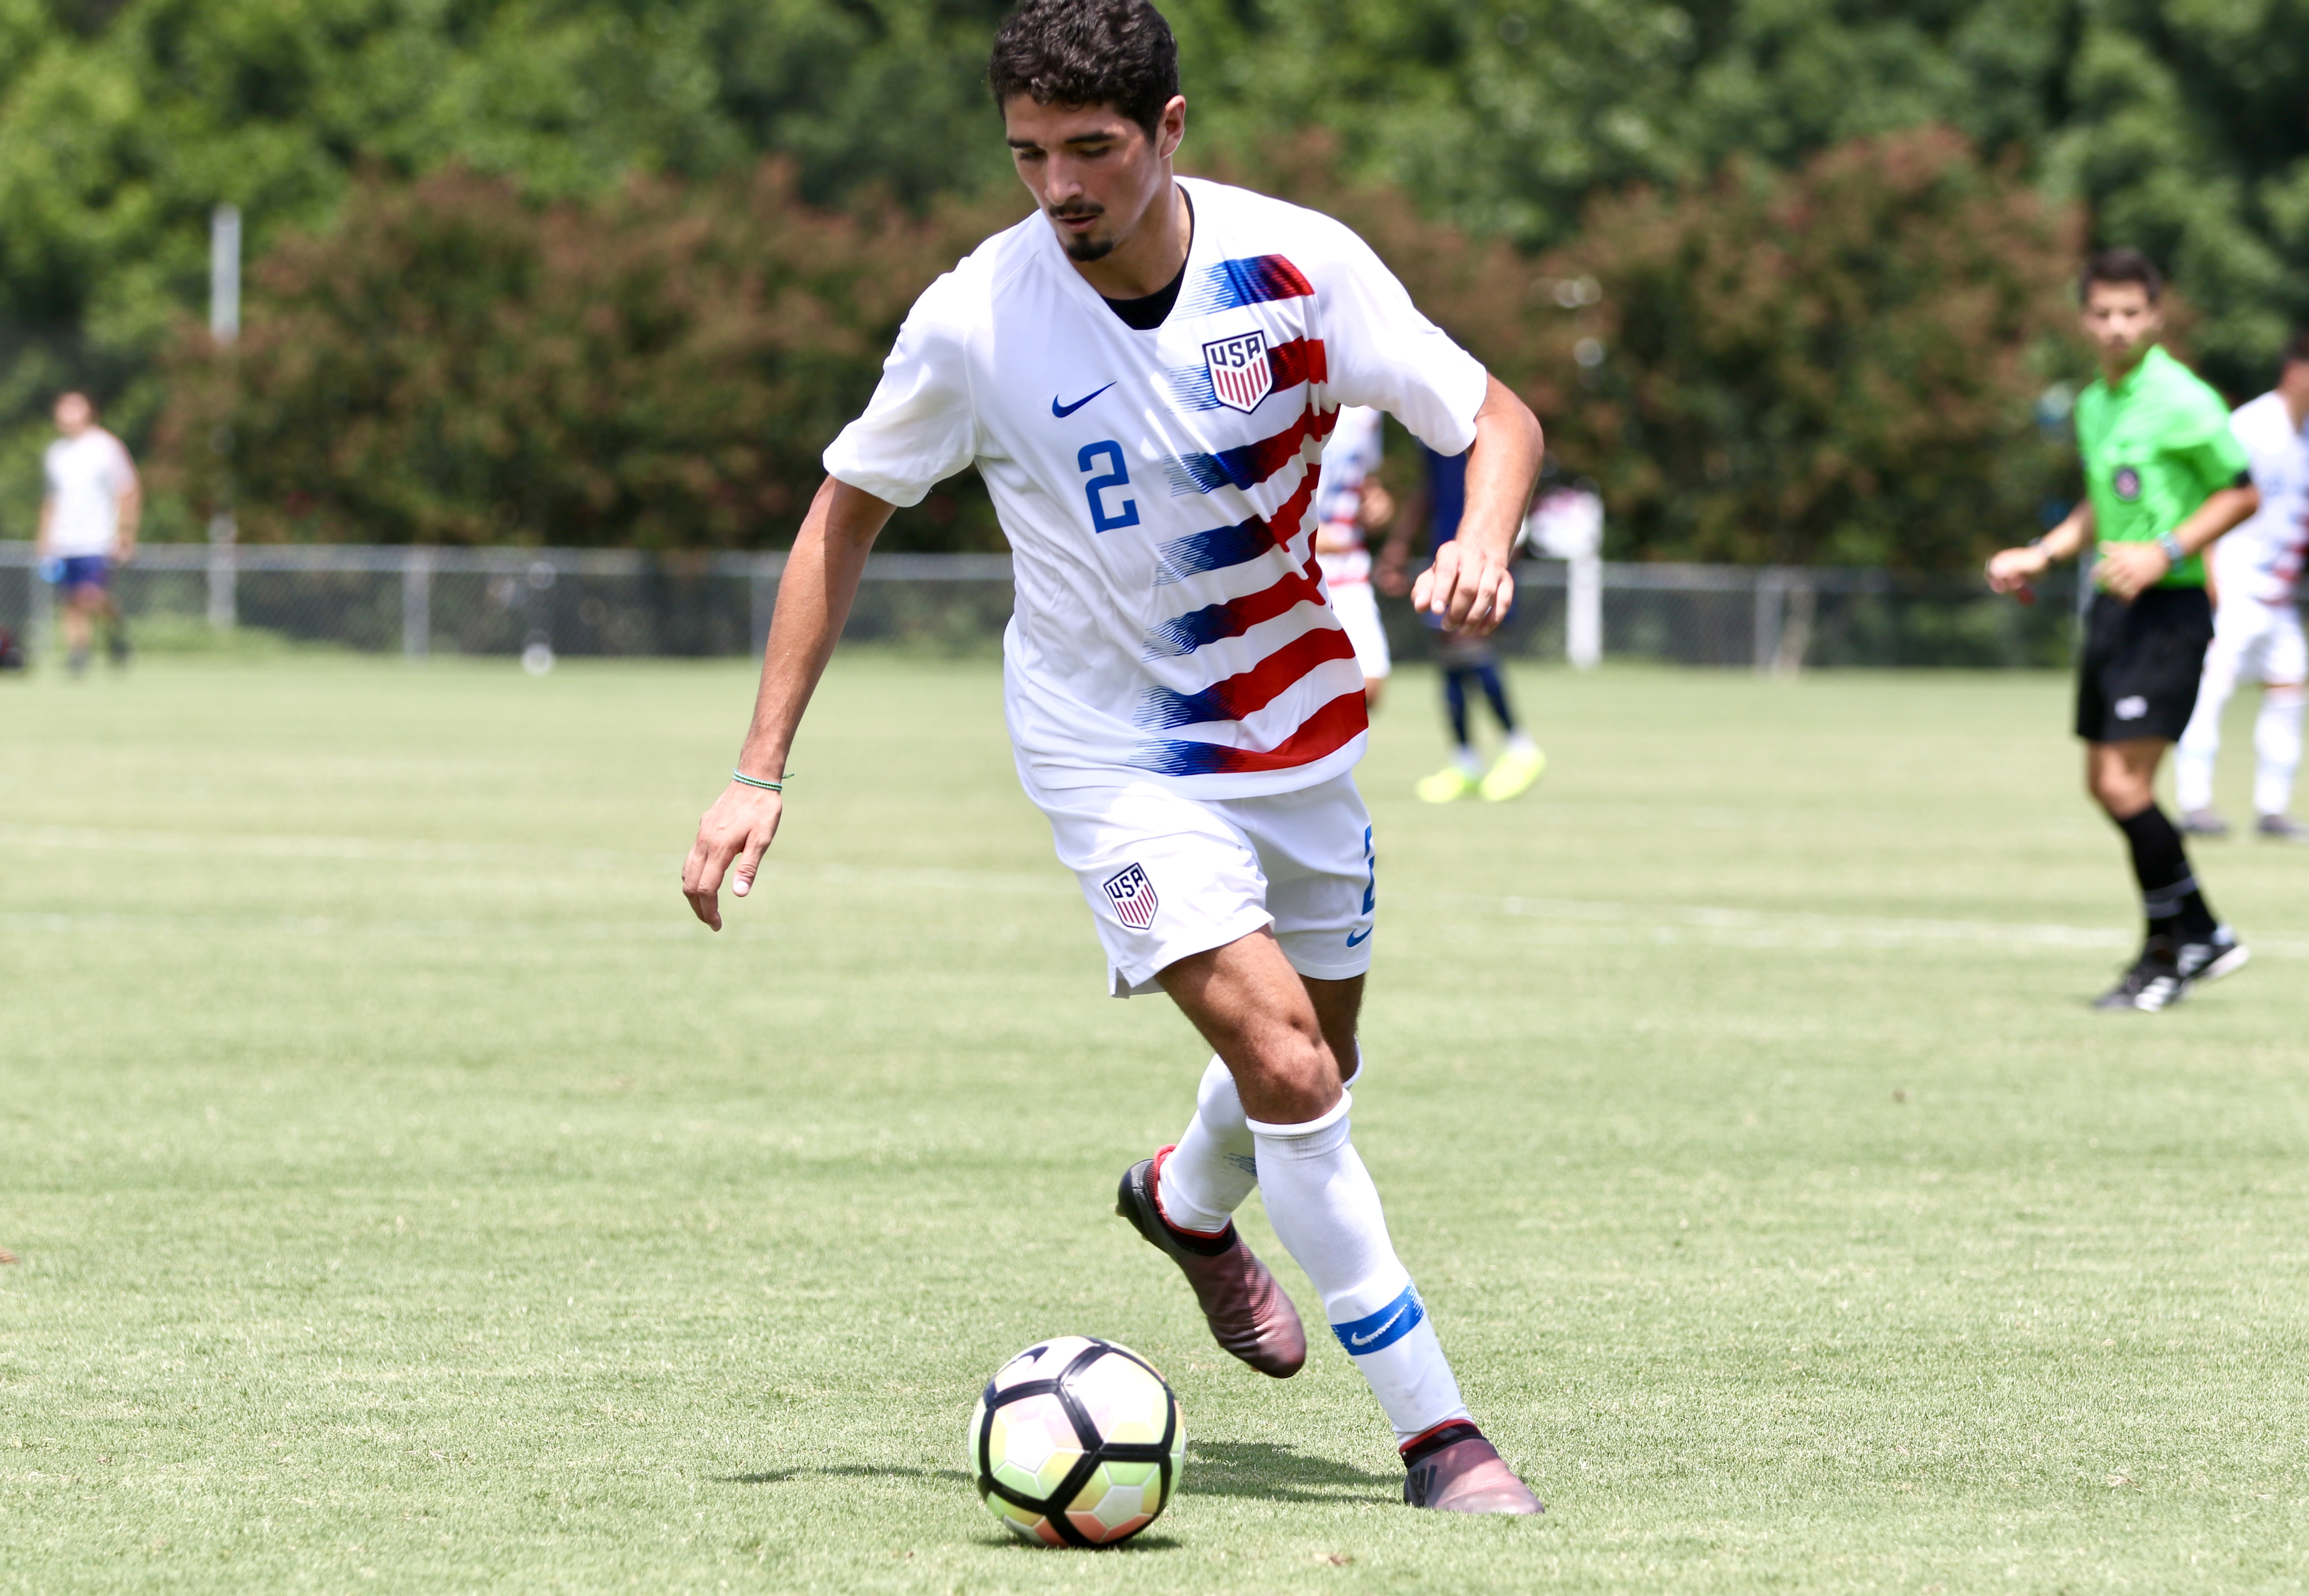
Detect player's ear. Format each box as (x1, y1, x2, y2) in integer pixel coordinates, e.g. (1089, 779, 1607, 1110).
(1156, 95, 1186, 162)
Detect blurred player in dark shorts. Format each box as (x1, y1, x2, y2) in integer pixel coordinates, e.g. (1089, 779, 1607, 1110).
(1377, 444, 1545, 802)
(1988, 249, 2262, 1011)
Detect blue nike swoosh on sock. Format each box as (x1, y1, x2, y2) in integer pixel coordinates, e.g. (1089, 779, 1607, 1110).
(1349, 1305, 1408, 1346)
(1051, 383, 1116, 418)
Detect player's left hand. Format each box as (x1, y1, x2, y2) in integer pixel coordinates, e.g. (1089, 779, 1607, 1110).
(1413, 539, 1515, 635)
(682, 782, 785, 931)
(2095, 541, 2169, 601)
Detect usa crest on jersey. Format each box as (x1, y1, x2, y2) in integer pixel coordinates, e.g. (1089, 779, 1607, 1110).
(1101, 863, 1160, 929)
(1202, 329, 1272, 414)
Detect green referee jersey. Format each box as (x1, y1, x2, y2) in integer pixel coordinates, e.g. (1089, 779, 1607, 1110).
(2072, 343, 2250, 588)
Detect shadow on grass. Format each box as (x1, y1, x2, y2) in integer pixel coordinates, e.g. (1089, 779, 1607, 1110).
(715, 1464, 974, 1485)
(718, 1445, 1393, 1508)
(1185, 1440, 1398, 1504)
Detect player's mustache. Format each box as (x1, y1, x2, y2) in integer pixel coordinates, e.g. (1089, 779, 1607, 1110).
(1048, 202, 1105, 220)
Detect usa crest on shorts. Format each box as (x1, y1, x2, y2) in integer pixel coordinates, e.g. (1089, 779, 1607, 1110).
(1101, 863, 1160, 929)
(1202, 329, 1272, 414)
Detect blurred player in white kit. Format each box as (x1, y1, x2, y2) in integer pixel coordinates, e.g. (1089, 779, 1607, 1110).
(2176, 333, 2309, 842)
(36, 391, 139, 676)
(1313, 404, 1393, 710)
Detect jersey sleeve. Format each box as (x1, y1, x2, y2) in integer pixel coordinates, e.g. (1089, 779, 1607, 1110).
(2177, 416, 2252, 498)
(822, 274, 978, 508)
(1310, 227, 1488, 457)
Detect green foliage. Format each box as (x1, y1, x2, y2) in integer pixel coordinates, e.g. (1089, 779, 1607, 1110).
(156, 164, 1022, 549)
(3, 0, 2305, 554)
(1526, 129, 2085, 567)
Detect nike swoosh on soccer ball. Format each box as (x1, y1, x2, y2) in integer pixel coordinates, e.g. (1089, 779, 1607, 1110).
(1051, 383, 1116, 418)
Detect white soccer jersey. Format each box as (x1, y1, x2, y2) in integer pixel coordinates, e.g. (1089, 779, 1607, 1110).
(824, 177, 1486, 796)
(1314, 404, 1385, 588)
(42, 430, 136, 557)
(2218, 392, 2309, 606)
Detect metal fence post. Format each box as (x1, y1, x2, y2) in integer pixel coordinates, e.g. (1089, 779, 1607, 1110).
(206, 512, 237, 629)
(1753, 568, 1783, 673)
(1566, 548, 1603, 669)
(402, 547, 431, 659)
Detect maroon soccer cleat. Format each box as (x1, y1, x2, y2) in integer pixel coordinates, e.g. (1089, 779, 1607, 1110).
(1400, 1422, 1545, 1514)
(1116, 1148, 1307, 1378)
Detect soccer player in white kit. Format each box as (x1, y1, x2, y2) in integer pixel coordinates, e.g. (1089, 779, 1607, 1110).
(36, 391, 140, 676)
(683, 0, 1546, 1515)
(2176, 334, 2309, 842)
(1314, 405, 1394, 709)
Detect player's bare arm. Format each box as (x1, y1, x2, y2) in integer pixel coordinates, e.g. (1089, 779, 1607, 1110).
(1987, 501, 2093, 593)
(2095, 480, 2257, 599)
(681, 475, 896, 929)
(1411, 375, 1543, 634)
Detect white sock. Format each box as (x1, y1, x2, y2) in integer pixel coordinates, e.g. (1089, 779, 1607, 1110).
(1249, 1096, 1468, 1443)
(1503, 731, 1538, 757)
(1159, 1048, 1365, 1236)
(1156, 1057, 1257, 1236)
(2255, 685, 2305, 818)
(1453, 746, 1484, 779)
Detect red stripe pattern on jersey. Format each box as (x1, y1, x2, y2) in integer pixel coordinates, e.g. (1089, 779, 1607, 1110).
(1142, 564, 1327, 658)
(1130, 688, 1369, 777)
(1159, 406, 1339, 496)
(1152, 465, 1323, 584)
(1126, 251, 1364, 780)
(1132, 624, 1358, 729)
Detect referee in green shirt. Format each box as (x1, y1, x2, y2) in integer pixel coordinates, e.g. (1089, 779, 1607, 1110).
(1990, 249, 2261, 1011)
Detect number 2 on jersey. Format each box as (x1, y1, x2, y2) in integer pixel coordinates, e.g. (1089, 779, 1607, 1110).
(1077, 441, 1140, 533)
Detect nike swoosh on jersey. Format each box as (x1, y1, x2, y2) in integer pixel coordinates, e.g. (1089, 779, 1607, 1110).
(1348, 1303, 1407, 1346)
(1051, 383, 1117, 418)
(1346, 926, 1373, 947)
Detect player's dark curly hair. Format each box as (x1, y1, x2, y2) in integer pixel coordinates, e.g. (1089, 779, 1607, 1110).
(987, 0, 1180, 138)
(2080, 247, 2164, 304)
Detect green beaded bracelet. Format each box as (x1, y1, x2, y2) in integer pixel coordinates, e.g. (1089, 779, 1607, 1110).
(731, 769, 792, 793)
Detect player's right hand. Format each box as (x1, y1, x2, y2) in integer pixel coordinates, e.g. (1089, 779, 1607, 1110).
(682, 783, 785, 931)
(1984, 546, 2048, 596)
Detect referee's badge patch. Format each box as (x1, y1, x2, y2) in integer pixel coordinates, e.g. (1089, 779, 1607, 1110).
(2115, 695, 2149, 720)
(1101, 863, 1160, 930)
(2113, 466, 2142, 501)
(1203, 329, 1273, 414)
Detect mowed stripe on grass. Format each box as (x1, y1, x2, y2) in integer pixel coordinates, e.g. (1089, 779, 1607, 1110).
(3, 655, 2306, 1595)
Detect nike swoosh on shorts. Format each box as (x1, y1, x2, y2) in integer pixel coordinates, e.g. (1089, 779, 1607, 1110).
(1346, 926, 1373, 947)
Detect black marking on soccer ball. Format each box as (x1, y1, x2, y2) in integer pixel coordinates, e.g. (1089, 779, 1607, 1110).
(973, 1337, 1179, 1548)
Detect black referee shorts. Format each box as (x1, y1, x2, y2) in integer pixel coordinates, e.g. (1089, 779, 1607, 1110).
(2074, 587, 2214, 743)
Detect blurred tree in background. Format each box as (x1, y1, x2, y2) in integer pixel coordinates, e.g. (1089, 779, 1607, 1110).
(3, 0, 2305, 556)
(156, 166, 1023, 548)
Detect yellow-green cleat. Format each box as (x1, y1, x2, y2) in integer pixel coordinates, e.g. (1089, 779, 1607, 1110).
(1415, 764, 1479, 803)
(1479, 742, 1545, 802)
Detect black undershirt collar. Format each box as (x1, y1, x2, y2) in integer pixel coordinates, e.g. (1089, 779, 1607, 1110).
(1098, 190, 1193, 331)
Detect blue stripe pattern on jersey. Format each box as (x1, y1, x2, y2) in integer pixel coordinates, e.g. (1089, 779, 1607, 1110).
(1151, 515, 1276, 585)
(1330, 1282, 1425, 1355)
(1177, 254, 1317, 319)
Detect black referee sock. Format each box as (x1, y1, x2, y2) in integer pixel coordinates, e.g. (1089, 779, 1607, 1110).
(2113, 805, 2219, 941)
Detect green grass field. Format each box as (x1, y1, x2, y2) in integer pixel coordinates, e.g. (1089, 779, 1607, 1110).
(5, 654, 2308, 1595)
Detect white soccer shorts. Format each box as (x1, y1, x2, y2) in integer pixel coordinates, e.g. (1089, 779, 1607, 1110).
(2213, 598, 2309, 688)
(1329, 581, 1392, 680)
(1022, 769, 1378, 998)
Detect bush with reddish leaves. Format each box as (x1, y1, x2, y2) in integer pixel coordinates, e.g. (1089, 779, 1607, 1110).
(159, 164, 1023, 550)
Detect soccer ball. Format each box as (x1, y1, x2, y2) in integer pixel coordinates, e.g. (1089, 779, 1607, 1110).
(968, 1336, 1184, 1547)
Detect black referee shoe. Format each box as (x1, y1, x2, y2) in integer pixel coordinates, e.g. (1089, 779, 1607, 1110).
(2176, 926, 2249, 985)
(2093, 938, 2188, 1012)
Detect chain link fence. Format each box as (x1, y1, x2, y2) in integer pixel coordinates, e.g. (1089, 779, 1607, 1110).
(0, 542, 2091, 671)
